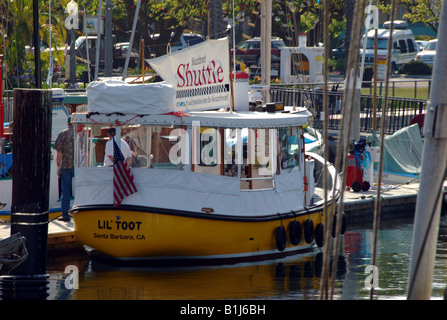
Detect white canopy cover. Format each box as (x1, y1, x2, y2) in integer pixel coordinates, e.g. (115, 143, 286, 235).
(87, 80, 177, 115)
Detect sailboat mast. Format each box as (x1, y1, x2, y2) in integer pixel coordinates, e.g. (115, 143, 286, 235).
(260, 0, 271, 103)
(122, 0, 141, 81)
(94, 0, 103, 81)
(104, 0, 113, 77)
(407, 0, 447, 300)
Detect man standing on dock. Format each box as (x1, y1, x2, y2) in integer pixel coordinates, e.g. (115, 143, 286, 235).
(53, 116, 74, 222)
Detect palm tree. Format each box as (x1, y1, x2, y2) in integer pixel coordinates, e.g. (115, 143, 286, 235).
(208, 0, 226, 39)
(40, 0, 68, 86)
(0, 0, 67, 88)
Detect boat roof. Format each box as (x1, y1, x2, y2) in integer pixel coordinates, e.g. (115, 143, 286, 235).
(188, 108, 311, 128)
(72, 107, 312, 129)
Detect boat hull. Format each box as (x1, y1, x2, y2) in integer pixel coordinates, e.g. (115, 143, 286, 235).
(73, 205, 326, 264)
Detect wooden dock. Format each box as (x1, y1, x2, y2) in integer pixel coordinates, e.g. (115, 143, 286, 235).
(342, 182, 441, 223)
(0, 217, 80, 254)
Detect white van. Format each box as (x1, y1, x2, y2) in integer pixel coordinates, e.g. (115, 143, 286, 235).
(360, 20, 416, 73)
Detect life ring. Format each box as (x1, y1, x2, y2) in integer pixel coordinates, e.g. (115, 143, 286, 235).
(289, 220, 302, 245)
(315, 223, 324, 247)
(304, 219, 314, 244)
(304, 176, 308, 192)
(332, 212, 347, 237)
(276, 226, 287, 251)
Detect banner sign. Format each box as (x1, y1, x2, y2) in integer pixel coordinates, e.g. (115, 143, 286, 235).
(148, 38, 231, 111)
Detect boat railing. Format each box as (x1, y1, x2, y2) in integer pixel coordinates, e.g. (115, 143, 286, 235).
(306, 152, 341, 205)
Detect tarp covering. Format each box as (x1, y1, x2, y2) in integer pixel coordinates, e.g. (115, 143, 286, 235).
(87, 80, 177, 115)
(383, 124, 423, 174)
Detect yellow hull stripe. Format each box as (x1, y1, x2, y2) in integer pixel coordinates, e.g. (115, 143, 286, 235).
(73, 208, 325, 260)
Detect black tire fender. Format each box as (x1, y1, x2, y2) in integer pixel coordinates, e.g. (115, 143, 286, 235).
(289, 220, 302, 245)
(304, 219, 314, 244)
(315, 223, 324, 247)
(276, 226, 287, 251)
(332, 212, 347, 237)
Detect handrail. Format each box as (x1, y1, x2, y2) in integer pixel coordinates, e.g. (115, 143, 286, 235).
(305, 152, 341, 206)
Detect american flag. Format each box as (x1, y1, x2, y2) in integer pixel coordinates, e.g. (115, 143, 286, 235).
(113, 138, 137, 207)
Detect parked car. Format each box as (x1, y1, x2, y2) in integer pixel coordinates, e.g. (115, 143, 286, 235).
(332, 43, 345, 59)
(232, 37, 286, 67)
(75, 36, 139, 69)
(415, 40, 428, 52)
(75, 36, 105, 67)
(149, 33, 205, 56)
(170, 33, 205, 52)
(114, 42, 139, 68)
(415, 39, 437, 65)
(359, 20, 417, 73)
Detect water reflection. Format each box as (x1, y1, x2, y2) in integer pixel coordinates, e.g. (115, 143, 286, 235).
(46, 214, 447, 300)
(342, 215, 447, 299)
(70, 252, 346, 300)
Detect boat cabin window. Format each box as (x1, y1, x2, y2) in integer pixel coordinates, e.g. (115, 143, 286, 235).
(74, 122, 302, 191)
(279, 127, 301, 170)
(191, 126, 277, 190)
(191, 126, 222, 175)
(223, 128, 277, 190)
(243, 128, 277, 190)
(74, 124, 185, 170)
(149, 126, 185, 170)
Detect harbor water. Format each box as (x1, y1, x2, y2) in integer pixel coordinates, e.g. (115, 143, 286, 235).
(46, 213, 447, 300)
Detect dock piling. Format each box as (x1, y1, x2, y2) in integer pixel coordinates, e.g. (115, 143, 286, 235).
(0, 89, 52, 299)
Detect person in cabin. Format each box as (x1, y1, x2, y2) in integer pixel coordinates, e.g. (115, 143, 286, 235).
(104, 127, 132, 167)
(53, 116, 74, 222)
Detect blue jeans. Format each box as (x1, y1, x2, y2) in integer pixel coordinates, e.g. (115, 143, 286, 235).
(60, 168, 74, 218)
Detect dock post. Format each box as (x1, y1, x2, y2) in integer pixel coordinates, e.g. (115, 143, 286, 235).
(0, 89, 52, 299)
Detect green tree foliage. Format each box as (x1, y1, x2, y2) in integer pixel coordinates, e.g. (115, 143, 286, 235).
(399, 0, 442, 34)
(103, 0, 208, 57)
(0, 0, 67, 88)
(378, 0, 441, 34)
(0, 0, 347, 87)
(222, 0, 345, 48)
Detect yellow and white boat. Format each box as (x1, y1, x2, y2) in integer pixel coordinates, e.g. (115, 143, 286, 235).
(71, 38, 341, 265)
